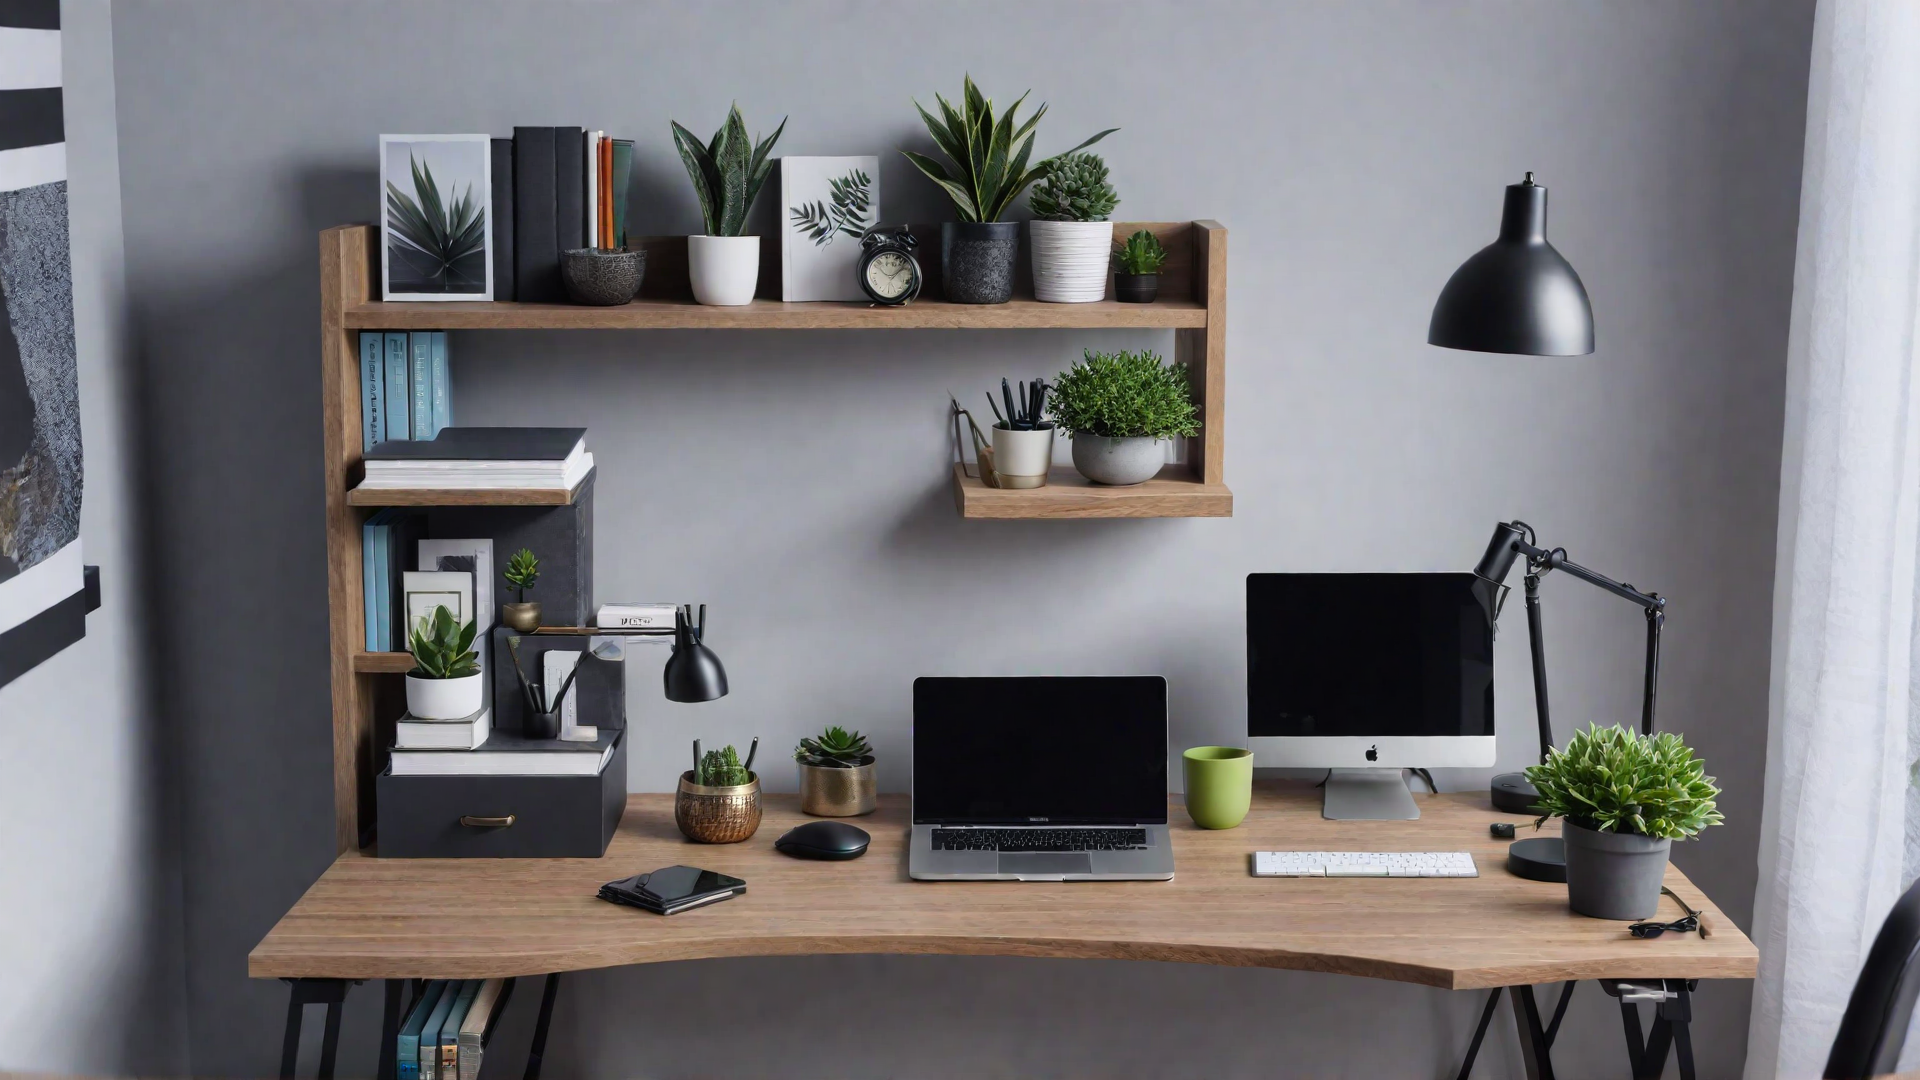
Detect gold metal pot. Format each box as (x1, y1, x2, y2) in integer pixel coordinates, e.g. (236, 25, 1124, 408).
(502, 602, 542, 632)
(675, 771, 762, 843)
(798, 761, 877, 817)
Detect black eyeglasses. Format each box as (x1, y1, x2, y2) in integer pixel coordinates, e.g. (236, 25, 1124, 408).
(1628, 887, 1702, 938)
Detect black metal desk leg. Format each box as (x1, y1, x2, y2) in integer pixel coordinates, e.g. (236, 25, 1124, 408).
(1455, 987, 1504, 1080)
(278, 978, 353, 1080)
(524, 972, 563, 1080)
(377, 979, 405, 1080)
(1511, 985, 1557, 1080)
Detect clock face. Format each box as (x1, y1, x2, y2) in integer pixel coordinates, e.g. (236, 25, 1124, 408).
(865, 251, 915, 299)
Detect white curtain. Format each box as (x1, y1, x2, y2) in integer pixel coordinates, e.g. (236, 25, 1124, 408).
(1745, 2, 1920, 1077)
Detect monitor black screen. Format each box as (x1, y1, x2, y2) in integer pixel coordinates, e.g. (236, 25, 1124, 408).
(913, 676, 1168, 824)
(1246, 573, 1494, 739)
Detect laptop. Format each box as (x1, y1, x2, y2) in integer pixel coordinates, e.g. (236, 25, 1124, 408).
(909, 676, 1175, 881)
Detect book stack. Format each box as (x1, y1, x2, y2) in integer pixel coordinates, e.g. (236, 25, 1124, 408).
(397, 978, 512, 1080)
(358, 331, 452, 452)
(390, 727, 617, 776)
(505, 127, 634, 302)
(360, 427, 593, 494)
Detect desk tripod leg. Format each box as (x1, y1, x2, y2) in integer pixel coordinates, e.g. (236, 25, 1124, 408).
(524, 972, 562, 1080)
(1511, 985, 1557, 1080)
(1455, 987, 1503, 1080)
(278, 978, 352, 1080)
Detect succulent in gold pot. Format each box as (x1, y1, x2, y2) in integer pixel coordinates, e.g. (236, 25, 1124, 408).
(500, 547, 542, 632)
(795, 725, 876, 817)
(676, 738, 761, 843)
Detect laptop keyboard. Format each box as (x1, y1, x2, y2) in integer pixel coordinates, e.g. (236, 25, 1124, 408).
(931, 827, 1149, 852)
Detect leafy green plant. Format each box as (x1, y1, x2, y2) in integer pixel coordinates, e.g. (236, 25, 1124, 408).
(407, 605, 480, 680)
(987, 377, 1050, 431)
(386, 153, 486, 291)
(1050, 349, 1200, 441)
(697, 744, 752, 786)
(1524, 724, 1724, 840)
(790, 167, 874, 246)
(1112, 229, 1168, 275)
(1029, 152, 1117, 222)
(903, 75, 1115, 223)
(670, 104, 787, 237)
(795, 726, 874, 769)
(502, 548, 539, 603)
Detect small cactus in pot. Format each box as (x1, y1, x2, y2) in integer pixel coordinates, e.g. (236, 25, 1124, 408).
(677, 737, 762, 843)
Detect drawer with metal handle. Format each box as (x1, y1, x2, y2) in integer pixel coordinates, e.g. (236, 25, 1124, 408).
(375, 732, 626, 858)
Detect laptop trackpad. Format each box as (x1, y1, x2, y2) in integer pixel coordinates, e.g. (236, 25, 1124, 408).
(999, 853, 1093, 878)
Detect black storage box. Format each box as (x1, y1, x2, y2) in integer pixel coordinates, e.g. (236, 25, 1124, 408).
(427, 474, 594, 627)
(376, 730, 626, 858)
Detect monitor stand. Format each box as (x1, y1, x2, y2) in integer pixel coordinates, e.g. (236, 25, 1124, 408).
(1322, 768, 1420, 820)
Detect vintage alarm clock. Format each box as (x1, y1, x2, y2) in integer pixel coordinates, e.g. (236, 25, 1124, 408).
(858, 228, 922, 306)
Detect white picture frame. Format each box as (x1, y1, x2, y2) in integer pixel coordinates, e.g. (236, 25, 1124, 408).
(780, 155, 879, 302)
(418, 539, 494, 630)
(380, 134, 493, 301)
(402, 570, 474, 635)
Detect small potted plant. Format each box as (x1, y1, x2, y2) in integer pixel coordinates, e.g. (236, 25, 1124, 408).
(903, 76, 1113, 304)
(676, 738, 762, 843)
(501, 547, 541, 632)
(1112, 229, 1168, 303)
(984, 377, 1054, 489)
(1051, 348, 1200, 486)
(795, 725, 877, 817)
(1524, 724, 1723, 920)
(405, 605, 482, 720)
(671, 104, 785, 306)
(1028, 152, 1117, 303)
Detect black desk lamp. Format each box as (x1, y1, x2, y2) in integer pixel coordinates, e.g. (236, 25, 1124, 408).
(663, 604, 729, 703)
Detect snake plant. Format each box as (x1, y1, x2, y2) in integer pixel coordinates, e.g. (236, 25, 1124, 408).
(670, 104, 787, 237)
(903, 75, 1115, 223)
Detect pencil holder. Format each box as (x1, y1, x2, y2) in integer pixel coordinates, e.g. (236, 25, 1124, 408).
(675, 771, 762, 843)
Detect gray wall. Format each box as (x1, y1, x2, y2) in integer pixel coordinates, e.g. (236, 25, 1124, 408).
(0, 0, 187, 1071)
(105, 1, 1811, 1076)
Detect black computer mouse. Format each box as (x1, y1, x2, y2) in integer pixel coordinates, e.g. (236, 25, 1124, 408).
(775, 820, 871, 860)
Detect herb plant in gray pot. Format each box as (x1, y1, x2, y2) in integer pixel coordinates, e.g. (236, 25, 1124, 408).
(1050, 348, 1200, 485)
(795, 725, 877, 817)
(903, 76, 1114, 304)
(1525, 724, 1723, 920)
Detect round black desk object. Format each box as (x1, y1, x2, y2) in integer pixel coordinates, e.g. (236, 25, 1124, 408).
(1490, 771, 1542, 814)
(1507, 836, 1566, 883)
(775, 820, 871, 860)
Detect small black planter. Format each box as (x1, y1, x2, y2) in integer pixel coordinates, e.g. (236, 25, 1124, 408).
(1114, 272, 1159, 304)
(941, 221, 1019, 304)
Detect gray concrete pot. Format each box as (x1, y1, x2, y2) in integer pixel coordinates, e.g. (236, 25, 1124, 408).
(1072, 435, 1164, 485)
(1563, 821, 1671, 920)
(941, 221, 1019, 304)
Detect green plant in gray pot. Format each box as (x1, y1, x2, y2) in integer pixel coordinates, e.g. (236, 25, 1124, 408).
(795, 725, 877, 817)
(903, 75, 1114, 304)
(1524, 724, 1723, 920)
(1050, 348, 1200, 485)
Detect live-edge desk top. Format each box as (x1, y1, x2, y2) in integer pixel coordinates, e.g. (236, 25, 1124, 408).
(249, 781, 1757, 990)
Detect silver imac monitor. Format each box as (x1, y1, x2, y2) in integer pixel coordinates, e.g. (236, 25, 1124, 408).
(1246, 573, 1496, 820)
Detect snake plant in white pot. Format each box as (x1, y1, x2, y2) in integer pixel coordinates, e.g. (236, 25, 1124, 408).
(671, 104, 785, 306)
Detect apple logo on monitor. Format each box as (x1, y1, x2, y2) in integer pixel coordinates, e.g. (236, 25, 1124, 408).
(1365, 745, 1378, 762)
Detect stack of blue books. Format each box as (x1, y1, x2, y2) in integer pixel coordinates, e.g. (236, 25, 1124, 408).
(398, 978, 512, 1080)
(358, 331, 452, 452)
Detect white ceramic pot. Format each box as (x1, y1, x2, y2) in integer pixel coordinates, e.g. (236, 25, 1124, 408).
(1072, 435, 1166, 486)
(1030, 220, 1113, 303)
(991, 424, 1055, 488)
(405, 672, 483, 720)
(687, 234, 761, 306)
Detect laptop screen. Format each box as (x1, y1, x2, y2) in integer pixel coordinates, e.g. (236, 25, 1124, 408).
(912, 676, 1168, 825)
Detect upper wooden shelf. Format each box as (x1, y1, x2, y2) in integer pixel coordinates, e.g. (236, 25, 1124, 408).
(345, 296, 1207, 331)
(346, 470, 593, 507)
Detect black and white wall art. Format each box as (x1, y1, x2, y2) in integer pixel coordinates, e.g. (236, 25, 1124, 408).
(781, 155, 878, 301)
(380, 133, 493, 300)
(0, 0, 92, 690)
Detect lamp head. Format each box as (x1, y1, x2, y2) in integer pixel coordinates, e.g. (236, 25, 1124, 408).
(1429, 173, 1595, 356)
(663, 604, 729, 703)
(1470, 521, 1532, 624)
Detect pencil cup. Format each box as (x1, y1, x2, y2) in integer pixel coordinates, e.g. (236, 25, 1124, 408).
(1182, 746, 1254, 830)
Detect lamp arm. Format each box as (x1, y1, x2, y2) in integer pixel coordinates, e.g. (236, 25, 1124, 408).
(1529, 545, 1667, 738)
(1535, 549, 1664, 611)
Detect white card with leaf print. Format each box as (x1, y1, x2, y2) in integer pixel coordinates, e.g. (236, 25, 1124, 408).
(781, 156, 879, 301)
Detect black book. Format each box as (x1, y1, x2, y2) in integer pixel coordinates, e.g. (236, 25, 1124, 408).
(555, 126, 584, 257)
(366, 427, 586, 462)
(512, 126, 559, 302)
(490, 137, 515, 302)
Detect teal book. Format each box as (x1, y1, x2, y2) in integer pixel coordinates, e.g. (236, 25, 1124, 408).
(437, 980, 480, 1079)
(369, 510, 392, 652)
(383, 333, 410, 442)
(430, 331, 451, 434)
(361, 510, 381, 651)
(417, 978, 460, 1080)
(410, 332, 435, 441)
(359, 332, 384, 453)
(396, 979, 447, 1080)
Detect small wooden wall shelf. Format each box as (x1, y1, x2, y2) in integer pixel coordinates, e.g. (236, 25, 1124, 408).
(346, 296, 1206, 331)
(951, 464, 1231, 519)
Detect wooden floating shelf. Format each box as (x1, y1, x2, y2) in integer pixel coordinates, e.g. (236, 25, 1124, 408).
(345, 296, 1207, 331)
(346, 473, 592, 507)
(352, 652, 414, 674)
(951, 463, 1232, 520)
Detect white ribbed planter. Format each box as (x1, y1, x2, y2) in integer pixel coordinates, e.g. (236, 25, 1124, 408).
(1030, 220, 1111, 303)
(688, 234, 760, 306)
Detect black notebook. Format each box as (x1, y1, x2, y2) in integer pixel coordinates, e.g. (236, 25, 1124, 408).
(366, 427, 586, 462)
(599, 866, 746, 915)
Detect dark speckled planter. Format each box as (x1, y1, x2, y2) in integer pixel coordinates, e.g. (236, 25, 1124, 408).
(941, 221, 1019, 304)
(562, 248, 646, 306)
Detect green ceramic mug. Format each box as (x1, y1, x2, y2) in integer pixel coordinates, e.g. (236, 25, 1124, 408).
(1182, 746, 1254, 829)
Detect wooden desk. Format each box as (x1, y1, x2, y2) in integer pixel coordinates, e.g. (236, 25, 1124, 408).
(253, 783, 1754, 1079)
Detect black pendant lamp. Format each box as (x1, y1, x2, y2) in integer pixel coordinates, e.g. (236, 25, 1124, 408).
(1428, 173, 1594, 356)
(663, 604, 729, 703)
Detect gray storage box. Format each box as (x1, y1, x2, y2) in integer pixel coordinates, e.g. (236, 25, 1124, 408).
(376, 730, 626, 858)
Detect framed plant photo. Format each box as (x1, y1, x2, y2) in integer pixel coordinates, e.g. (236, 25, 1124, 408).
(380, 134, 492, 301)
(781, 155, 879, 302)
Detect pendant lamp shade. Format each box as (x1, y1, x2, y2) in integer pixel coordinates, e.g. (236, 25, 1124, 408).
(1428, 174, 1594, 356)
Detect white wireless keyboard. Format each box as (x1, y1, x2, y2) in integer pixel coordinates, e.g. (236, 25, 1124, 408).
(1252, 851, 1478, 878)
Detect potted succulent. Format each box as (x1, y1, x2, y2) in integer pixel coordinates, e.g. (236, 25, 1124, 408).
(405, 605, 482, 720)
(670, 104, 786, 306)
(903, 76, 1114, 304)
(795, 725, 877, 817)
(501, 547, 541, 632)
(985, 377, 1054, 489)
(1112, 229, 1168, 303)
(1525, 724, 1723, 920)
(677, 738, 762, 843)
(1051, 348, 1200, 486)
(1028, 152, 1118, 303)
